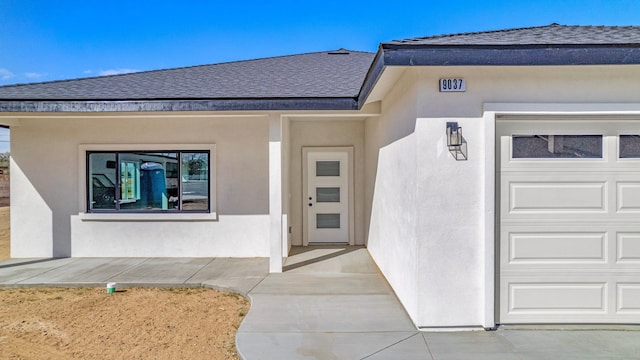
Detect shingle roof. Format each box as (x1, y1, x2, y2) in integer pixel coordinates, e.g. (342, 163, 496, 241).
(0, 49, 374, 101)
(384, 24, 640, 46)
(2, 24, 640, 112)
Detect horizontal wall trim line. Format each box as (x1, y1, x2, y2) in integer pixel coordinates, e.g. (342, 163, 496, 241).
(0, 98, 359, 113)
(382, 47, 640, 66)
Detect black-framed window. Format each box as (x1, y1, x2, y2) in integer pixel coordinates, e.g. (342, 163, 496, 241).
(87, 151, 210, 212)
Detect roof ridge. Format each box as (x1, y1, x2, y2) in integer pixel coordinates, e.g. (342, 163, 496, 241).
(0, 49, 374, 89)
(387, 23, 565, 43)
(384, 23, 640, 46)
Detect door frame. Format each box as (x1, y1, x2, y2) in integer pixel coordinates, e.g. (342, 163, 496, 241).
(302, 146, 355, 246)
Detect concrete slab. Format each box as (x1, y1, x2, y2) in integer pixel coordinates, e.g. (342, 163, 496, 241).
(424, 331, 519, 360)
(431, 352, 523, 360)
(18, 258, 148, 284)
(0, 258, 77, 284)
(284, 246, 379, 274)
(189, 258, 268, 295)
(500, 330, 640, 359)
(418, 330, 640, 360)
(202, 278, 264, 296)
(237, 332, 418, 360)
(0, 258, 57, 266)
(108, 258, 213, 284)
(363, 333, 432, 360)
(250, 273, 391, 295)
(188, 258, 268, 282)
(240, 293, 415, 333)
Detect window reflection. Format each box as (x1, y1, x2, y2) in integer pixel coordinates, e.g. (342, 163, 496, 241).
(181, 152, 209, 211)
(88, 151, 209, 212)
(89, 153, 116, 210)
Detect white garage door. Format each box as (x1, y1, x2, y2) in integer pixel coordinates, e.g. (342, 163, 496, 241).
(498, 117, 640, 324)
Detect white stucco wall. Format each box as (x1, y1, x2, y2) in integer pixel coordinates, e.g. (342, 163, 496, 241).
(366, 65, 640, 328)
(288, 119, 366, 246)
(11, 115, 270, 257)
(366, 70, 420, 322)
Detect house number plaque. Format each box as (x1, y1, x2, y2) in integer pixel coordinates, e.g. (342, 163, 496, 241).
(439, 78, 466, 92)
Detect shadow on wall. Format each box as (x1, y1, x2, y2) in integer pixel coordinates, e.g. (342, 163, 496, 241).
(364, 102, 419, 248)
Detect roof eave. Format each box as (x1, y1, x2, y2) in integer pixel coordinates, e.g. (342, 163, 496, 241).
(379, 44, 640, 66)
(356, 44, 386, 109)
(0, 97, 360, 113)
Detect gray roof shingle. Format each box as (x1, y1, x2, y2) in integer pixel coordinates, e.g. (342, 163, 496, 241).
(2, 24, 640, 112)
(384, 24, 640, 46)
(0, 49, 374, 101)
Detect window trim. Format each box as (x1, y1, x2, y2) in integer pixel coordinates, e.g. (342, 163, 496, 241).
(79, 144, 216, 221)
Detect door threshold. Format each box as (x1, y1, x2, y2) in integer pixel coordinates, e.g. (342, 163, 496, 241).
(307, 242, 351, 246)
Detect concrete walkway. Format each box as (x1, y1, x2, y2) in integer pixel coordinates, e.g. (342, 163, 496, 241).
(1, 248, 640, 359)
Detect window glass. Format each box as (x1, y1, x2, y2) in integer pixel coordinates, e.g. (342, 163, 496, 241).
(620, 135, 640, 158)
(88, 153, 116, 210)
(316, 214, 340, 229)
(181, 152, 209, 211)
(316, 187, 340, 202)
(316, 161, 340, 176)
(120, 161, 140, 202)
(87, 151, 209, 212)
(118, 153, 177, 210)
(512, 135, 602, 158)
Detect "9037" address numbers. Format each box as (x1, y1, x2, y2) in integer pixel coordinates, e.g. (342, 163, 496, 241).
(439, 78, 466, 92)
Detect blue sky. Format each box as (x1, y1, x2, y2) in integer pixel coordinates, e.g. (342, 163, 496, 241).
(0, 0, 638, 152)
(1, 0, 639, 87)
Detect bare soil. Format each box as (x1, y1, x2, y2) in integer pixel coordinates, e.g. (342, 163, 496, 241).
(0, 208, 251, 359)
(0, 206, 9, 260)
(0, 287, 249, 359)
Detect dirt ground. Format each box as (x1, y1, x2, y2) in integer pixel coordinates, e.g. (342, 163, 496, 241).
(0, 206, 9, 260)
(0, 287, 249, 359)
(0, 208, 251, 359)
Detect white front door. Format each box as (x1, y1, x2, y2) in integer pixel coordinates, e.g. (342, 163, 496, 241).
(305, 149, 350, 244)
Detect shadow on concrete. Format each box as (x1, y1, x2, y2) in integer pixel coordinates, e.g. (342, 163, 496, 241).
(283, 245, 362, 272)
(0, 257, 68, 269)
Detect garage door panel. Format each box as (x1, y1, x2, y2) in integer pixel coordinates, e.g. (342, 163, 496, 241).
(508, 182, 606, 212)
(508, 232, 607, 264)
(617, 233, 640, 263)
(617, 284, 640, 313)
(502, 227, 640, 270)
(617, 182, 640, 212)
(501, 275, 640, 322)
(508, 283, 607, 313)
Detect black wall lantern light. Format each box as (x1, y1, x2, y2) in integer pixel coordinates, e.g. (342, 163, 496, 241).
(446, 122, 467, 160)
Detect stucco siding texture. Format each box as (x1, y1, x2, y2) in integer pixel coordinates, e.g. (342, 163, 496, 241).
(11, 116, 271, 257)
(366, 70, 420, 322)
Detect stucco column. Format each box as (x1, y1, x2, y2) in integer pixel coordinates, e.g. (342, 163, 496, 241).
(269, 116, 283, 273)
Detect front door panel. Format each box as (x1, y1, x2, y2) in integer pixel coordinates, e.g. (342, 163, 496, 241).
(307, 151, 349, 243)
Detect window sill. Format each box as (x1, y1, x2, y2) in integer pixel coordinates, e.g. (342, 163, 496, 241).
(79, 212, 217, 222)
